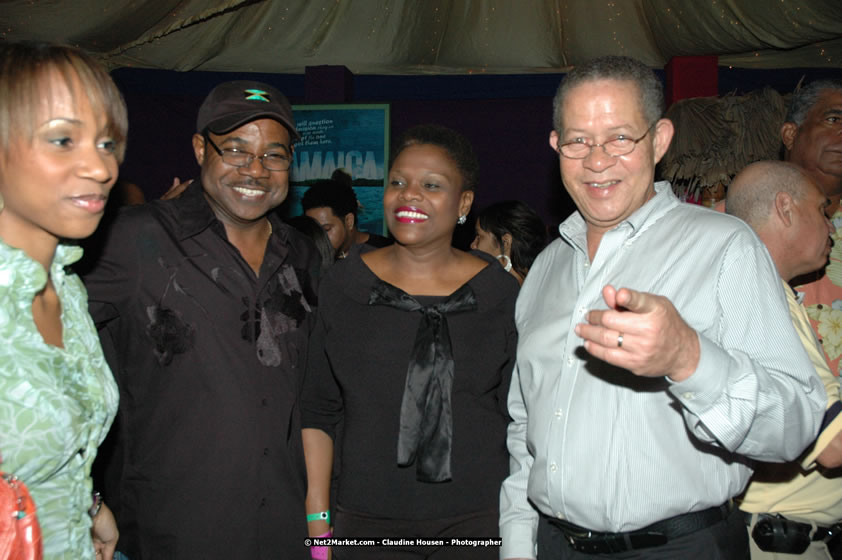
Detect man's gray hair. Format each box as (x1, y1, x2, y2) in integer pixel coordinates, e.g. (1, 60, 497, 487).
(785, 79, 842, 125)
(726, 161, 811, 230)
(552, 55, 665, 133)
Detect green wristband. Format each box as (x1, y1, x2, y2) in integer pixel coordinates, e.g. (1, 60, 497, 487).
(307, 510, 330, 525)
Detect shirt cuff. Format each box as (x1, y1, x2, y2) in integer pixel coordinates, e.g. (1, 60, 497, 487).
(667, 334, 728, 412)
(499, 521, 537, 559)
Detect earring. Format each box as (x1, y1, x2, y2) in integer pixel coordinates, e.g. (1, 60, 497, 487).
(457, 215, 467, 225)
(495, 254, 513, 272)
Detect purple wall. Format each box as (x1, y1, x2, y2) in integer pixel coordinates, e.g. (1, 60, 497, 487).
(111, 65, 841, 241)
(112, 69, 573, 241)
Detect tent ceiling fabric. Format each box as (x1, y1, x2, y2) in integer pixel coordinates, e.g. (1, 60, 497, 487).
(2, 0, 841, 73)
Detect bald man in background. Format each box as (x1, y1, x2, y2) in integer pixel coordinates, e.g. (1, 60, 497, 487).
(726, 160, 842, 559)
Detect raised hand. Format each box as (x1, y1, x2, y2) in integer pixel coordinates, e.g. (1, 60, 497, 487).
(574, 284, 700, 382)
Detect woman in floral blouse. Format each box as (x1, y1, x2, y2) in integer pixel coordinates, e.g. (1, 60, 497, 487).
(0, 42, 127, 559)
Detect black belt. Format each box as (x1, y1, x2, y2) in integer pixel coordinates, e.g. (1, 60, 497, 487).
(546, 503, 732, 554)
(741, 511, 842, 554)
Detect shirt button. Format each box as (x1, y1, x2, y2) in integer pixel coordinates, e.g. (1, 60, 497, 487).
(550, 462, 558, 472)
(261, 398, 268, 407)
(555, 409, 563, 419)
(263, 447, 270, 456)
(682, 392, 695, 400)
(260, 498, 266, 506)
(567, 357, 573, 366)
(578, 307, 586, 315)
(557, 512, 564, 519)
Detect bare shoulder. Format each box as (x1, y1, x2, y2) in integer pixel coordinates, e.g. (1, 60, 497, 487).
(449, 249, 490, 287)
(360, 245, 393, 277)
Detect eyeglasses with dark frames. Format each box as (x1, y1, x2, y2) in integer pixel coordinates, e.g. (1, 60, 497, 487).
(204, 134, 292, 171)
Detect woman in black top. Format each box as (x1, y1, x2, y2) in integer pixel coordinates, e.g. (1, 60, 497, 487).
(301, 125, 518, 559)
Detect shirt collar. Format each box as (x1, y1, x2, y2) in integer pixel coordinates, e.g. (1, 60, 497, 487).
(0, 239, 83, 294)
(559, 180, 678, 253)
(790, 283, 806, 305)
(167, 179, 291, 248)
(167, 180, 218, 241)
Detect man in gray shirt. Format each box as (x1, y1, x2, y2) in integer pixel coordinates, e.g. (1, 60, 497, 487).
(500, 55, 826, 560)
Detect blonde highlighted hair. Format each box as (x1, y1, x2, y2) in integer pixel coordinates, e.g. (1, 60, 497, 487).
(0, 42, 128, 161)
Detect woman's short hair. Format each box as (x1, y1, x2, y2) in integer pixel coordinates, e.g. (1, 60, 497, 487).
(390, 124, 479, 192)
(0, 42, 128, 162)
(476, 200, 547, 278)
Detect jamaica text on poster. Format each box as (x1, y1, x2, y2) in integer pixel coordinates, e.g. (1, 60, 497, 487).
(284, 104, 390, 236)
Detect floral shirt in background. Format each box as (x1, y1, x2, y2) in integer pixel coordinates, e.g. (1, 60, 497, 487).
(0, 240, 118, 559)
(797, 208, 842, 378)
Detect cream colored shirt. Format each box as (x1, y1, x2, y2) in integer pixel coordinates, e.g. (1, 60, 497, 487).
(739, 279, 842, 526)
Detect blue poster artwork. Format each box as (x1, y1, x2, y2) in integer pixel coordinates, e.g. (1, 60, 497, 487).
(283, 104, 390, 236)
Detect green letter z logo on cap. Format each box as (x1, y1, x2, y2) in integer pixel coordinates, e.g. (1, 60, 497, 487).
(244, 89, 270, 102)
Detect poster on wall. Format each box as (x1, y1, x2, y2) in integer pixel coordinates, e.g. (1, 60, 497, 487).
(284, 104, 390, 236)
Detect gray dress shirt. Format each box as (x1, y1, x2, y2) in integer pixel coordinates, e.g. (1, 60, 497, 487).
(499, 182, 826, 559)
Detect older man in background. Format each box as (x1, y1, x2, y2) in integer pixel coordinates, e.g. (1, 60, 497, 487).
(786, 81, 842, 377)
(727, 160, 842, 559)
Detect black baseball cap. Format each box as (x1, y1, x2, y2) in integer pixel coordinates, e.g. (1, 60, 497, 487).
(196, 80, 300, 142)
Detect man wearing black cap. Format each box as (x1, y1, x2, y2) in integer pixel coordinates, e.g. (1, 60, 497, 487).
(83, 81, 318, 559)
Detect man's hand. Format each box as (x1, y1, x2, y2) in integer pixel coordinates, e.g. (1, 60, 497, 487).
(91, 502, 118, 560)
(160, 177, 192, 200)
(574, 285, 700, 382)
(817, 428, 842, 469)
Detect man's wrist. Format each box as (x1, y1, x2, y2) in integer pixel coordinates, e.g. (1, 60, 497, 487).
(667, 329, 700, 383)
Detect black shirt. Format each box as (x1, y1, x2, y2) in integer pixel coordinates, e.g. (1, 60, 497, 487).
(301, 248, 518, 521)
(84, 182, 319, 559)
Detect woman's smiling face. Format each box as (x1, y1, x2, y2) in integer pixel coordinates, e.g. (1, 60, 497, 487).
(384, 143, 473, 248)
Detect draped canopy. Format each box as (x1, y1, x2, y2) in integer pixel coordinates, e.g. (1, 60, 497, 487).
(2, 0, 841, 74)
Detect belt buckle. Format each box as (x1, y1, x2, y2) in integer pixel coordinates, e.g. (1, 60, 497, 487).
(565, 528, 593, 551)
(564, 528, 619, 554)
(566, 530, 667, 554)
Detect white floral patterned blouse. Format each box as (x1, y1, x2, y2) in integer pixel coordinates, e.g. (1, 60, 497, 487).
(0, 239, 118, 559)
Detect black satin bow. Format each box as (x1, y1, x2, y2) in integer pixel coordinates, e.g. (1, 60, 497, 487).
(369, 280, 478, 482)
